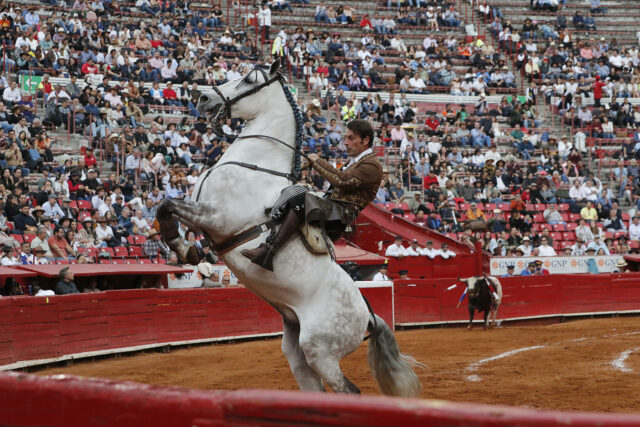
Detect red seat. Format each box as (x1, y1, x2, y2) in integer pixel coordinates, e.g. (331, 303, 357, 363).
(566, 223, 578, 231)
(614, 231, 628, 239)
(113, 247, 128, 257)
(552, 223, 566, 231)
(622, 212, 631, 221)
(532, 223, 541, 232)
(398, 203, 410, 211)
(127, 235, 136, 245)
(630, 240, 640, 249)
(533, 214, 544, 223)
(12, 235, 23, 244)
(562, 231, 576, 241)
(569, 214, 581, 222)
(540, 224, 552, 231)
(550, 232, 563, 241)
(87, 247, 100, 258)
(129, 246, 143, 257)
(138, 257, 152, 264)
(69, 201, 79, 210)
(499, 203, 511, 212)
(484, 203, 496, 212)
(98, 258, 111, 264)
(557, 203, 569, 212)
(459, 202, 470, 211)
(101, 247, 115, 257)
(155, 258, 166, 264)
(134, 235, 147, 245)
(111, 259, 126, 264)
(525, 203, 535, 211)
(534, 203, 547, 212)
(23, 234, 35, 243)
(77, 200, 92, 210)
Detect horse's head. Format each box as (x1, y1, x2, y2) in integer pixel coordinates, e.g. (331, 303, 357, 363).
(197, 60, 284, 134)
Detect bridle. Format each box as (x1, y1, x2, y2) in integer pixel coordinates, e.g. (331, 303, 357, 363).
(196, 64, 306, 203)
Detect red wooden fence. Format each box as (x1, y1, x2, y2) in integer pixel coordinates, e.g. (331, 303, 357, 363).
(0, 285, 393, 368)
(1, 372, 639, 427)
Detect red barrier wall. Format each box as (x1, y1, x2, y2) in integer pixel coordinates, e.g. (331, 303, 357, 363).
(0, 285, 393, 368)
(393, 273, 640, 325)
(2, 372, 639, 427)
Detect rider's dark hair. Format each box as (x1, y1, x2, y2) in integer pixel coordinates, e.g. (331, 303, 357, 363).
(347, 119, 374, 147)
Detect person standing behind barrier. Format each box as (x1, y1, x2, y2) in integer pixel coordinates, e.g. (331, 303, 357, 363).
(385, 236, 408, 258)
(55, 267, 79, 295)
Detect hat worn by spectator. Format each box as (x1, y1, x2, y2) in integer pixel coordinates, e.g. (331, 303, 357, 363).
(507, 265, 515, 269)
(398, 270, 408, 275)
(616, 259, 628, 268)
(493, 208, 501, 214)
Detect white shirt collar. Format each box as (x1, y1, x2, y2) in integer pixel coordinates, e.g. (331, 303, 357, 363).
(348, 147, 373, 166)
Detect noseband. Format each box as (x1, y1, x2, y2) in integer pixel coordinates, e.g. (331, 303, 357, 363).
(210, 67, 283, 122)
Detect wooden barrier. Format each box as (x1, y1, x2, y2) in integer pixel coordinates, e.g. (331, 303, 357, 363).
(0, 284, 393, 369)
(1, 372, 639, 427)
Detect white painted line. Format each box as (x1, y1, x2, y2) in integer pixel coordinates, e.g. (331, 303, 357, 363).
(611, 348, 639, 373)
(465, 345, 547, 382)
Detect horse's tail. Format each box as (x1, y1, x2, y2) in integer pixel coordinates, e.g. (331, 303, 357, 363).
(367, 314, 422, 398)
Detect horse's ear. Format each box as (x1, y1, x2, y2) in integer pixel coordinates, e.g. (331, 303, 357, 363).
(269, 58, 281, 75)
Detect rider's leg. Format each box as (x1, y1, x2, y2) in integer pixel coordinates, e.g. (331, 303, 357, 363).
(241, 208, 301, 271)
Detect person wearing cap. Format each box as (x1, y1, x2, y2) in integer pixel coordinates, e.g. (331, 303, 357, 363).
(501, 265, 516, 278)
(487, 208, 507, 233)
(516, 236, 533, 256)
(406, 239, 423, 256)
(397, 270, 409, 280)
(372, 263, 390, 281)
(535, 260, 550, 275)
(385, 236, 408, 258)
(570, 238, 587, 256)
(43, 193, 65, 223)
(520, 261, 537, 276)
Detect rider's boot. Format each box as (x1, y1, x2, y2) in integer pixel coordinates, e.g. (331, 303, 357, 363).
(241, 209, 300, 271)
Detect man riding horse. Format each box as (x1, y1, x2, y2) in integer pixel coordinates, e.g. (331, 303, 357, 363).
(241, 119, 383, 271)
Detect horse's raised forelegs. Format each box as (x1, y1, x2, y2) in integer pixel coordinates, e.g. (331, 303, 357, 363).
(157, 199, 209, 265)
(282, 319, 325, 392)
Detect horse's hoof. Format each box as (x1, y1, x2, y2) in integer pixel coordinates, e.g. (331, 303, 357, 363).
(467, 324, 472, 330)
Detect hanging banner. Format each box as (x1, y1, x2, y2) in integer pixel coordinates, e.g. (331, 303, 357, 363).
(490, 255, 623, 276)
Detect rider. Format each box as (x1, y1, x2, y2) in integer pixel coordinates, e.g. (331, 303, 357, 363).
(241, 119, 383, 271)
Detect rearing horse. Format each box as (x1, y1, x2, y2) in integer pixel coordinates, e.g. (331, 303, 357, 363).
(156, 61, 421, 397)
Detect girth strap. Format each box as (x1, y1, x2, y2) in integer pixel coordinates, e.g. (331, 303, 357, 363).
(212, 220, 275, 255)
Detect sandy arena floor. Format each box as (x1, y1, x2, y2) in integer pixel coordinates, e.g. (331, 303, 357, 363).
(36, 317, 640, 413)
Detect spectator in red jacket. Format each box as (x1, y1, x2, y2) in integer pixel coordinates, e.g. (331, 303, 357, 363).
(84, 147, 97, 169)
(593, 75, 606, 108)
(162, 82, 182, 107)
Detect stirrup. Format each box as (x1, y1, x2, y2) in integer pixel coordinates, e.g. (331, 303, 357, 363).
(241, 244, 275, 271)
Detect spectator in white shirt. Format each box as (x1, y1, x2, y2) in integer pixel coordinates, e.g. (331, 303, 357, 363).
(420, 240, 438, 258)
(439, 243, 456, 259)
(43, 194, 65, 222)
(629, 216, 640, 240)
(571, 239, 588, 256)
(537, 237, 556, 256)
(405, 239, 422, 256)
(372, 264, 390, 281)
(516, 236, 532, 256)
(2, 81, 21, 106)
(587, 235, 610, 255)
(385, 236, 408, 258)
(569, 179, 586, 202)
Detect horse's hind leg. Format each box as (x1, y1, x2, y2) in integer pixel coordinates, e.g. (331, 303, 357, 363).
(282, 318, 325, 392)
(298, 327, 363, 394)
(157, 199, 209, 264)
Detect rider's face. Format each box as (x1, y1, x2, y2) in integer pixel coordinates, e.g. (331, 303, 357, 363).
(344, 129, 369, 157)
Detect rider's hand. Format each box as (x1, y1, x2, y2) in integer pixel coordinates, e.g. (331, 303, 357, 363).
(308, 153, 319, 162)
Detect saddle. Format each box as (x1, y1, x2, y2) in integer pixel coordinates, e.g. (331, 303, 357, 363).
(298, 222, 333, 255)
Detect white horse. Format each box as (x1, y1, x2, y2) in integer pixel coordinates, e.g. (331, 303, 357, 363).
(156, 61, 421, 397)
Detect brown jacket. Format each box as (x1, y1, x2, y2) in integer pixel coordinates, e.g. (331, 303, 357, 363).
(311, 151, 383, 210)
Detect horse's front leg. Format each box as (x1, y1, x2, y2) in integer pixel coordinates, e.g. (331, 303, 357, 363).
(157, 199, 211, 265)
(468, 305, 474, 330)
(483, 310, 490, 330)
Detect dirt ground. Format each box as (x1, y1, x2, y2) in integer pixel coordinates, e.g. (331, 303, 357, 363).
(36, 317, 640, 413)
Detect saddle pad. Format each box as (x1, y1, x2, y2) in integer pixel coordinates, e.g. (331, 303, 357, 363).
(298, 223, 332, 255)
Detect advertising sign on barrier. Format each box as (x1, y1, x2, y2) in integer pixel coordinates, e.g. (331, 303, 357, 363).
(490, 255, 623, 276)
(167, 264, 239, 288)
